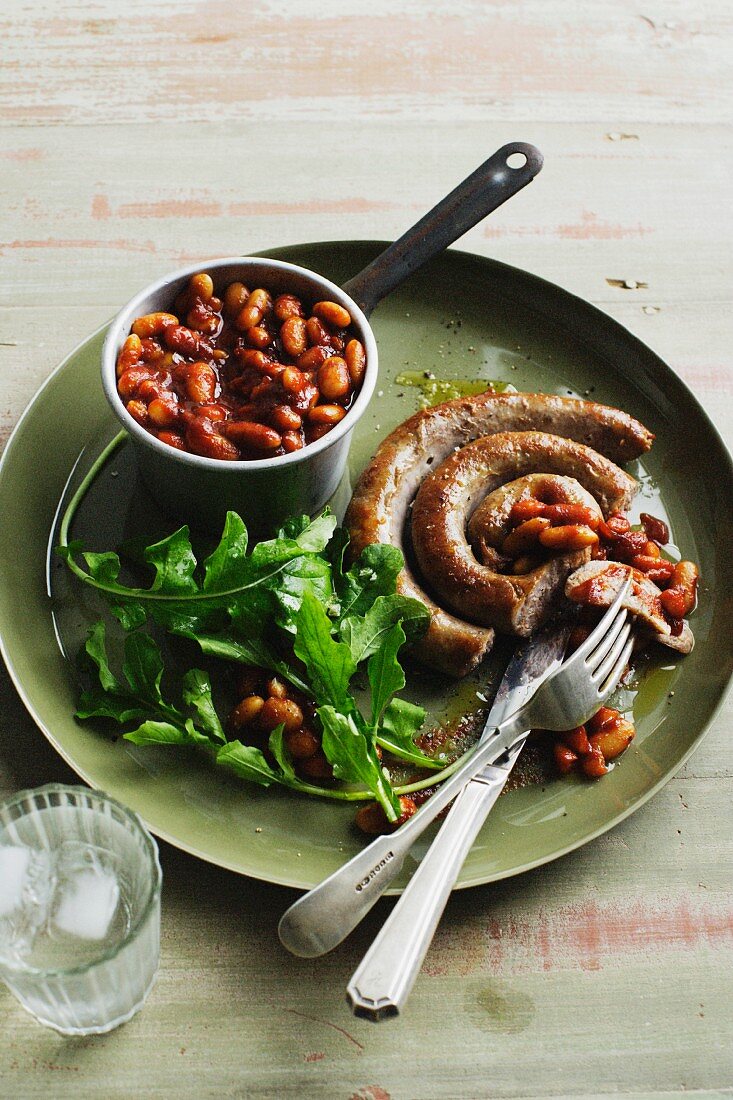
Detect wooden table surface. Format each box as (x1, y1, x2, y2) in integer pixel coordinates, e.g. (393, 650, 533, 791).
(1, 2, 732, 1096)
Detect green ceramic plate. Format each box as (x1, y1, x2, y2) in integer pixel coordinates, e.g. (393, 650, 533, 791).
(1, 242, 732, 892)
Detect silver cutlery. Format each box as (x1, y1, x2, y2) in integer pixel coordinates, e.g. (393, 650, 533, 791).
(278, 580, 632, 964)
(344, 626, 567, 1021)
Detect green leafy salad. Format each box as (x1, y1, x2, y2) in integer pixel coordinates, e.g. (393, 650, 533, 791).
(58, 489, 463, 823)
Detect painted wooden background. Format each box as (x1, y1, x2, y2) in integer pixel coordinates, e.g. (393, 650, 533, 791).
(1, 1, 731, 1096)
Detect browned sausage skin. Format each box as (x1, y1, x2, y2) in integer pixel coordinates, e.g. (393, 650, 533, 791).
(411, 431, 637, 636)
(345, 392, 653, 677)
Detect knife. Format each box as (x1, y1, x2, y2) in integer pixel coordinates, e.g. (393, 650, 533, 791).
(346, 624, 569, 1020)
(278, 624, 568, 960)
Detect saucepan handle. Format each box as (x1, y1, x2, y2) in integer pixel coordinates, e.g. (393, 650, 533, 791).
(342, 142, 543, 317)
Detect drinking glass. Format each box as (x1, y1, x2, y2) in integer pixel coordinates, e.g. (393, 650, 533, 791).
(0, 784, 162, 1035)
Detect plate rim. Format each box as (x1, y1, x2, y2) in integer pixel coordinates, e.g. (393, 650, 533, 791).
(1, 240, 732, 892)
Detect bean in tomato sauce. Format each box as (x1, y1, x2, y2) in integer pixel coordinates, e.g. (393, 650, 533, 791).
(116, 273, 367, 460)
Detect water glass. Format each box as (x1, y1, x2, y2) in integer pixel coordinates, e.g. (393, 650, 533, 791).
(0, 784, 162, 1035)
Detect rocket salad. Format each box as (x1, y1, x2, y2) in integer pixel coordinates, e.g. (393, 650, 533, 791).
(57, 451, 459, 822)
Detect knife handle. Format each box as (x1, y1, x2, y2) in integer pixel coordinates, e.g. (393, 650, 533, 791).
(347, 764, 510, 1021)
(278, 714, 526, 957)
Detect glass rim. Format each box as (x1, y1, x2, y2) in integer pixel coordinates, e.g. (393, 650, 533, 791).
(0, 783, 162, 978)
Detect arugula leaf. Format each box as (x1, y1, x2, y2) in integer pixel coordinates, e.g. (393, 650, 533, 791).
(340, 593, 429, 664)
(60, 510, 338, 635)
(268, 725, 295, 780)
(267, 555, 335, 634)
(76, 624, 155, 725)
(293, 589, 356, 710)
(82, 620, 122, 694)
(368, 622, 406, 726)
(336, 543, 405, 621)
(318, 706, 400, 820)
(378, 698, 440, 769)
(202, 512, 249, 592)
(144, 528, 198, 594)
(123, 719, 210, 749)
(82, 551, 122, 587)
(216, 741, 280, 787)
(181, 669, 226, 745)
(190, 626, 310, 694)
(76, 623, 227, 750)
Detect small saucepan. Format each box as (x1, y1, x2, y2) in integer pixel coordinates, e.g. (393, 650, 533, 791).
(101, 142, 543, 533)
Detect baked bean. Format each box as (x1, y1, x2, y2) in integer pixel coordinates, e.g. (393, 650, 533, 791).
(270, 404, 303, 432)
(273, 294, 304, 322)
(313, 300, 352, 329)
(244, 325, 273, 350)
(184, 417, 239, 461)
(306, 317, 331, 347)
(195, 403, 227, 422)
(281, 316, 308, 357)
(553, 743, 578, 775)
(509, 498, 548, 524)
(187, 300, 220, 335)
(561, 725, 591, 755)
(148, 394, 180, 428)
(223, 421, 282, 451)
(298, 752, 334, 780)
(126, 399, 149, 426)
(236, 348, 273, 373)
(163, 324, 200, 357)
(607, 530, 648, 561)
(632, 554, 673, 579)
(266, 677, 288, 699)
(131, 312, 178, 338)
(587, 706, 620, 733)
(236, 288, 272, 331)
(538, 524, 599, 551)
(589, 719, 635, 761)
(296, 345, 330, 371)
(640, 512, 669, 545)
(190, 272, 214, 302)
(158, 430, 186, 451)
(598, 513, 631, 540)
(307, 423, 332, 442)
(502, 516, 552, 557)
(307, 404, 346, 425)
(117, 333, 143, 375)
(581, 745, 609, 778)
(177, 361, 217, 404)
(672, 559, 699, 592)
(136, 376, 169, 404)
(282, 430, 304, 452)
(119, 274, 366, 459)
(660, 561, 698, 618)
(117, 366, 153, 400)
(345, 339, 366, 385)
(223, 281, 249, 317)
(231, 695, 265, 728)
(139, 338, 165, 364)
(317, 356, 351, 401)
(284, 727, 320, 760)
(543, 503, 600, 529)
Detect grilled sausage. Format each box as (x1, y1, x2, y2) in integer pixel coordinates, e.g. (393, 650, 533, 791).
(346, 392, 652, 676)
(411, 432, 637, 636)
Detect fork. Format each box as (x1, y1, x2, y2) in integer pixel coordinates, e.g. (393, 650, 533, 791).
(278, 580, 633, 966)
